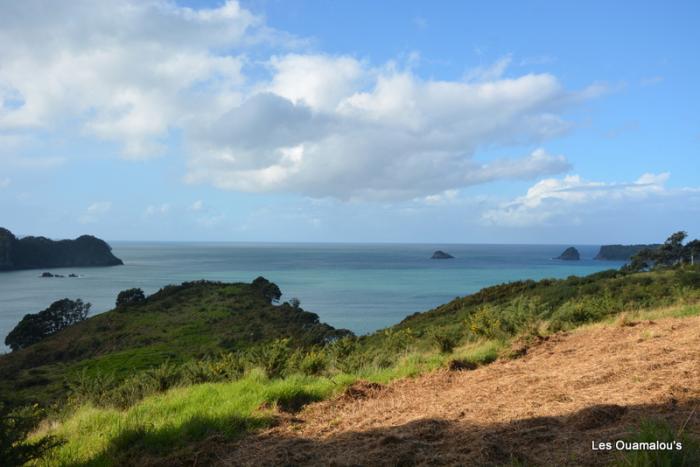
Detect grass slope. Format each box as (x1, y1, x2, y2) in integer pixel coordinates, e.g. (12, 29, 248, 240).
(0, 280, 349, 405)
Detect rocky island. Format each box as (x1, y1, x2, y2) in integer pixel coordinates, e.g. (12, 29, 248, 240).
(594, 244, 659, 261)
(555, 247, 580, 261)
(0, 227, 123, 271)
(431, 250, 454, 259)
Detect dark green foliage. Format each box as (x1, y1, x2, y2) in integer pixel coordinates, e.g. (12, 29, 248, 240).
(0, 401, 62, 466)
(247, 338, 292, 378)
(429, 329, 459, 354)
(252, 276, 282, 303)
(115, 288, 146, 309)
(5, 298, 91, 351)
(0, 227, 122, 271)
(0, 279, 352, 407)
(626, 232, 700, 272)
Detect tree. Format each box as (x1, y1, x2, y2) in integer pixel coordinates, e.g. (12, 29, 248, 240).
(4, 298, 90, 351)
(251, 276, 282, 303)
(683, 239, 700, 266)
(626, 231, 698, 272)
(115, 288, 146, 308)
(0, 402, 62, 465)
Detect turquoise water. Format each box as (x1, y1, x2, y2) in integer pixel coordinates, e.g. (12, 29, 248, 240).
(0, 243, 624, 350)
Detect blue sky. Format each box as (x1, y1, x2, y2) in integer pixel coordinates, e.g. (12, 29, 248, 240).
(0, 0, 698, 243)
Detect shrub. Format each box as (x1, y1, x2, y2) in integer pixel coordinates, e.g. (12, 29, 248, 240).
(115, 288, 146, 309)
(430, 329, 459, 354)
(0, 402, 62, 466)
(246, 338, 291, 378)
(299, 350, 327, 376)
(5, 299, 90, 351)
(251, 277, 282, 303)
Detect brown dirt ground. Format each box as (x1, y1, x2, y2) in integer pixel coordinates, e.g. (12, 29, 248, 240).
(217, 316, 700, 466)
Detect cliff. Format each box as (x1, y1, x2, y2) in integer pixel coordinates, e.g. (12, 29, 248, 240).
(594, 244, 659, 261)
(0, 227, 123, 271)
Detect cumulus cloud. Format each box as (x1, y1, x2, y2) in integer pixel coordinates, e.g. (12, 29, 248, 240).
(0, 0, 261, 158)
(481, 172, 678, 226)
(1, 1, 599, 200)
(187, 56, 583, 200)
(0, 177, 10, 188)
(190, 200, 204, 211)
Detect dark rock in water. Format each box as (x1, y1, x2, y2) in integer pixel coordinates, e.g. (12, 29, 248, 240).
(40, 272, 54, 278)
(556, 247, 580, 261)
(431, 250, 454, 259)
(0, 227, 123, 271)
(69, 273, 78, 278)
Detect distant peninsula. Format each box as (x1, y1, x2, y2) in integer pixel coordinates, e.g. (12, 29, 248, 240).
(0, 227, 123, 271)
(594, 244, 660, 261)
(555, 247, 580, 261)
(431, 250, 454, 259)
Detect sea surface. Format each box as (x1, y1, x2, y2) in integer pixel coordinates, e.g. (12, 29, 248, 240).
(0, 243, 624, 351)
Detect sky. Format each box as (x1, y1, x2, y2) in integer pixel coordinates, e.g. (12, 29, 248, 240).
(0, 0, 698, 244)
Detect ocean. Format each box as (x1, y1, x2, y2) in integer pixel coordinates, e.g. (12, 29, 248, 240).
(0, 243, 624, 351)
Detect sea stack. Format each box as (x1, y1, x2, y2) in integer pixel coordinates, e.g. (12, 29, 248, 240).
(556, 247, 580, 261)
(431, 250, 454, 259)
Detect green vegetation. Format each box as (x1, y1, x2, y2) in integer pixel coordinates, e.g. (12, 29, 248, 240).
(4, 299, 91, 351)
(3, 233, 700, 465)
(114, 288, 145, 309)
(0, 227, 122, 271)
(0, 280, 350, 407)
(625, 231, 700, 272)
(0, 402, 62, 466)
(614, 419, 700, 467)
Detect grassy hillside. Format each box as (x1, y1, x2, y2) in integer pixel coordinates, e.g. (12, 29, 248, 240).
(0, 280, 350, 406)
(5, 266, 700, 465)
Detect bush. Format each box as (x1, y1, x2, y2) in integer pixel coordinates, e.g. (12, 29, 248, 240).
(5, 299, 90, 351)
(299, 350, 327, 376)
(430, 329, 459, 354)
(0, 402, 62, 466)
(246, 338, 291, 378)
(251, 277, 282, 303)
(115, 288, 146, 309)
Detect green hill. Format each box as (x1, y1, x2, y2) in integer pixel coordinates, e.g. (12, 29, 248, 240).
(4, 266, 700, 466)
(0, 279, 350, 405)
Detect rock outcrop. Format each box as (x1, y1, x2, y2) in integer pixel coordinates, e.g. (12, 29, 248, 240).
(594, 244, 659, 261)
(0, 227, 123, 271)
(431, 250, 454, 259)
(556, 247, 580, 261)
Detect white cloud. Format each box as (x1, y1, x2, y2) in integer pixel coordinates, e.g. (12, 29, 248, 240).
(191, 200, 204, 211)
(0, 177, 10, 188)
(0, 0, 263, 158)
(187, 57, 585, 200)
(79, 201, 112, 224)
(482, 172, 676, 226)
(144, 203, 171, 217)
(464, 55, 512, 82)
(1, 2, 601, 201)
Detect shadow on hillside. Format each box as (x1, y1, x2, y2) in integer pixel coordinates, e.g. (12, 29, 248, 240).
(218, 399, 700, 467)
(68, 398, 700, 466)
